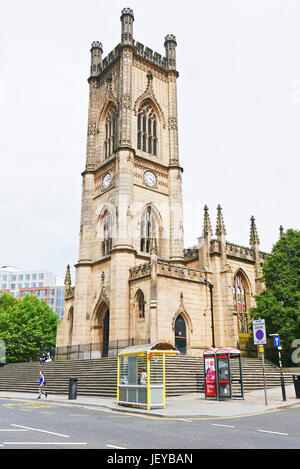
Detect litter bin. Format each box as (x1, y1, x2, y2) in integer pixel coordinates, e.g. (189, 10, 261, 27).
(293, 374, 300, 398)
(69, 377, 78, 400)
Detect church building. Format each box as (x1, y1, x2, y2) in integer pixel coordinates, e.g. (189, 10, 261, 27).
(56, 8, 267, 357)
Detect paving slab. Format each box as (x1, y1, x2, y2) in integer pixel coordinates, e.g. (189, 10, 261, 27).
(0, 384, 299, 418)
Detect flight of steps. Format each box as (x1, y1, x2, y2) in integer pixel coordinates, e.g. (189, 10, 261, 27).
(0, 356, 294, 397)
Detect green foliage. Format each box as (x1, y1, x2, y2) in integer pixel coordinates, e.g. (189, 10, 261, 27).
(0, 293, 60, 362)
(251, 229, 300, 349)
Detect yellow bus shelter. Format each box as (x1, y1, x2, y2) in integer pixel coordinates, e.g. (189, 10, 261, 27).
(117, 342, 179, 410)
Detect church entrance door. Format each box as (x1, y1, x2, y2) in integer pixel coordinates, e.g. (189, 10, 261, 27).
(102, 309, 110, 357)
(175, 315, 186, 355)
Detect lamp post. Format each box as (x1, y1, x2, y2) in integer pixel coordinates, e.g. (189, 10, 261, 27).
(204, 279, 215, 348)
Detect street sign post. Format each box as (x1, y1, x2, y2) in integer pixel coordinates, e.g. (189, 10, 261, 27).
(269, 333, 286, 402)
(253, 319, 267, 405)
(274, 335, 280, 347)
(253, 319, 267, 345)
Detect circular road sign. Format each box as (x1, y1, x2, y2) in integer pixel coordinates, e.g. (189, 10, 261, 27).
(255, 330, 264, 341)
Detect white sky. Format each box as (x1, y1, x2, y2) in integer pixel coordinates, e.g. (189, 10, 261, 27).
(1, 0, 299, 281)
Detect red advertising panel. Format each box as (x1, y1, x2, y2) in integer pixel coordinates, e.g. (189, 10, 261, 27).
(204, 356, 216, 397)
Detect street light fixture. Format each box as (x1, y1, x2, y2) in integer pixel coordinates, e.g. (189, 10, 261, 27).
(204, 279, 215, 348)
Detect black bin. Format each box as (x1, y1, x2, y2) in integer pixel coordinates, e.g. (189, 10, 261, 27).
(69, 377, 78, 400)
(293, 374, 300, 399)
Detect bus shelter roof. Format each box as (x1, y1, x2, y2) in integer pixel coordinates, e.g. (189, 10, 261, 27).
(118, 341, 179, 357)
(203, 347, 241, 356)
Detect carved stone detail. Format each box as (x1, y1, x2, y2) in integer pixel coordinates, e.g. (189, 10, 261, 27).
(120, 94, 131, 110)
(88, 123, 97, 136)
(168, 117, 178, 131)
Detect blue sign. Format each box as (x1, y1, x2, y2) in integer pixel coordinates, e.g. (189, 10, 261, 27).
(274, 336, 280, 347)
(255, 330, 264, 341)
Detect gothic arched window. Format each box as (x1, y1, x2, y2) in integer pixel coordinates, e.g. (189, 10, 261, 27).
(104, 106, 117, 159)
(140, 206, 158, 254)
(136, 289, 145, 319)
(137, 100, 157, 156)
(102, 211, 112, 256)
(233, 272, 249, 333)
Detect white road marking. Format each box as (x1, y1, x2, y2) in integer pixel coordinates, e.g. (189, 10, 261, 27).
(258, 430, 288, 436)
(211, 424, 235, 428)
(3, 442, 87, 446)
(106, 444, 127, 449)
(0, 429, 28, 432)
(11, 424, 70, 438)
(178, 419, 193, 422)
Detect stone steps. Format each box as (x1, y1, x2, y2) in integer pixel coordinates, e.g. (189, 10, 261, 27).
(0, 356, 294, 397)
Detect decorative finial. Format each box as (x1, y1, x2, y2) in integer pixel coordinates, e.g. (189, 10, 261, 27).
(64, 264, 71, 288)
(90, 41, 103, 77)
(279, 225, 284, 238)
(215, 204, 226, 236)
(250, 216, 259, 245)
(203, 205, 212, 237)
(146, 71, 153, 87)
(164, 34, 177, 70)
(120, 8, 134, 45)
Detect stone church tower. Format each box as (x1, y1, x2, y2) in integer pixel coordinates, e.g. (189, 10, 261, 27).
(56, 9, 267, 357)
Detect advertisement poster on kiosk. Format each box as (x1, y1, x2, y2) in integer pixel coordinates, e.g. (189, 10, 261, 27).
(204, 356, 216, 397)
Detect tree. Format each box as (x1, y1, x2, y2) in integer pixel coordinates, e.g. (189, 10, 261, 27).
(0, 293, 60, 362)
(250, 229, 300, 350)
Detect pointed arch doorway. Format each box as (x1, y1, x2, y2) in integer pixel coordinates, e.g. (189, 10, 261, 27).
(93, 303, 110, 358)
(174, 314, 187, 355)
(102, 309, 110, 358)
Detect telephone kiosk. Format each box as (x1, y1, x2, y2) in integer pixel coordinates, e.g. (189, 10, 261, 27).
(203, 347, 244, 401)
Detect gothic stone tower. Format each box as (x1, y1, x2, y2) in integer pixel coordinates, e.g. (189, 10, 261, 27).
(57, 8, 187, 355)
(57, 9, 266, 357)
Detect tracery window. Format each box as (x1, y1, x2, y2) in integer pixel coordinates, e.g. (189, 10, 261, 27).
(104, 106, 117, 159)
(140, 206, 157, 254)
(233, 272, 249, 333)
(102, 211, 112, 256)
(137, 100, 157, 156)
(136, 289, 145, 319)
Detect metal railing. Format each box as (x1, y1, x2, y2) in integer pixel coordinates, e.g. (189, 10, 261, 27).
(238, 342, 296, 367)
(55, 338, 150, 361)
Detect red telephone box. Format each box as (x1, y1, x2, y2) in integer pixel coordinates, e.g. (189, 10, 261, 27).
(204, 351, 217, 398)
(203, 347, 244, 400)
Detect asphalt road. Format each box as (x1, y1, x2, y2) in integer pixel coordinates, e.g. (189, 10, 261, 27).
(0, 397, 300, 451)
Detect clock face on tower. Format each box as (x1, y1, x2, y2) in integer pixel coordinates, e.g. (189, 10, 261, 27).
(143, 170, 157, 188)
(102, 172, 112, 190)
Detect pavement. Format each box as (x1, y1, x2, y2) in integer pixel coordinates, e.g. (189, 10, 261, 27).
(0, 384, 299, 418)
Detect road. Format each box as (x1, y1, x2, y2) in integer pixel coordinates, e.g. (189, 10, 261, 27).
(0, 397, 300, 450)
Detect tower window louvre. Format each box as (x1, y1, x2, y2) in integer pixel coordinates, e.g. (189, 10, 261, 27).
(140, 206, 158, 254)
(103, 211, 112, 256)
(104, 106, 117, 159)
(137, 100, 158, 156)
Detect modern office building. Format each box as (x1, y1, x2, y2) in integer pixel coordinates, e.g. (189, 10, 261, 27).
(0, 266, 64, 319)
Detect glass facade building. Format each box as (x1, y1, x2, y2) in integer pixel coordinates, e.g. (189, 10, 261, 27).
(0, 266, 64, 320)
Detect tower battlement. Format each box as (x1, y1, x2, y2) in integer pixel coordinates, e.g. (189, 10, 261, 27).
(89, 38, 177, 79)
(89, 8, 177, 79)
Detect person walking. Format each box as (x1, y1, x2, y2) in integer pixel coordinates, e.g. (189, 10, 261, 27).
(37, 370, 47, 399)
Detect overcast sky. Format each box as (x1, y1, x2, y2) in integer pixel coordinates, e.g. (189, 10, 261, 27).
(1, 0, 299, 280)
